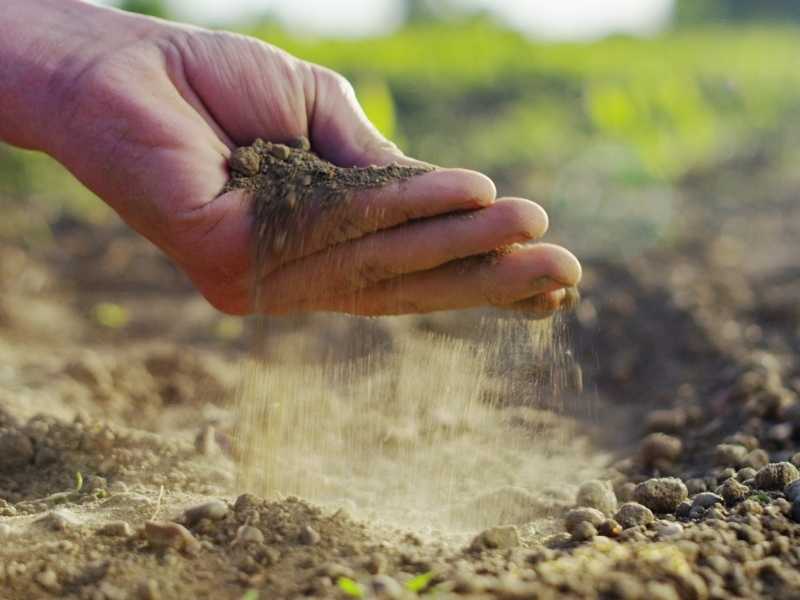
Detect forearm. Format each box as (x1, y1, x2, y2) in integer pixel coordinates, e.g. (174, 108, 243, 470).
(0, 0, 153, 153)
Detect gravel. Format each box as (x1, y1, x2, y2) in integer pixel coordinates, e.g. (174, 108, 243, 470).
(575, 480, 617, 516)
(754, 462, 800, 490)
(614, 502, 654, 529)
(633, 478, 688, 513)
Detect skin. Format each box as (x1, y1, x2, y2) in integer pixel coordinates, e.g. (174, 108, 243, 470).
(0, 0, 581, 317)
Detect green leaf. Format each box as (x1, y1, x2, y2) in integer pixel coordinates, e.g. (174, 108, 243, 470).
(241, 590, 259, 600)
(337, 577, 365, 598)
(75, 471, 84, 492)
(406, 572, 434, 593)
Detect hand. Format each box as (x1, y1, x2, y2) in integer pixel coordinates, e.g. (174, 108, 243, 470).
(4, 1, 581, 316)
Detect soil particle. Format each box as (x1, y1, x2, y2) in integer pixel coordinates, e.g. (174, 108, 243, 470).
(96, 521, 134, 537)
(743, 448, 770, 470)
(35, 568, 60, 593)
(564, 507, 605, 536)
(633, 477, 688, 513)
(0, 428, 34, 470)
(714, 443, 748, 468)
(640, 433, 682, 467)
(692, 492, 724, 509)
(575, 480, 617, 516)
(143, 521, 200, 554)
(716, 478, 749, 505)
(183, 500, 228, 525)
(614, 502, 655, 529)
(570, 521, 598, 542)
(754, 462, 800, 490)
(470, 525, 521, 550)
(299, 524, 321, 545)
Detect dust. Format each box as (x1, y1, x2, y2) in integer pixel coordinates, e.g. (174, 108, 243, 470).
(228, 140, 598, 537)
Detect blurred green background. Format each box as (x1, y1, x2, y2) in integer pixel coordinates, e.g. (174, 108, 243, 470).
(4, 0, 800, 253)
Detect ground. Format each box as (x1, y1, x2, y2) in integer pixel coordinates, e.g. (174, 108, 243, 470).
(2, 148, 800, 600)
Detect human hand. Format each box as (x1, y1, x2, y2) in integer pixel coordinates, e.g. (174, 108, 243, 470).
(2, 0, 580, 316)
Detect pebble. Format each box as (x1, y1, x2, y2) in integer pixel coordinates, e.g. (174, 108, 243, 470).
(714, 444, 748, 467)
(299, 525, 321, 545)
(717, 478, 749, 505)
(692, 492, 724, 509)
(571, 521, 597, 542)
(597, 519, 623, 538)
(743, 449, 769, 470)
(144, 521, 200, 554)
(645, 409, 687, 433)
(0, 428, 34, 471)
(35, 568, 60, 593)
(754, 462, 800, 490)
(685, 478, 707, 495)
(614, 502, 654, 529)
(370, 575, 405, 599)
(655, 521, 684, 539)
(229, 147, 262, 176)
(137, 579, 161, 600)
(633, 478, 688, 513)
(97, 521, 133, 537)
(576, 480, 617, 515)
(791, 500, 800, 523)
(785, 479, 800, 502)
(564, 507, 605, 535)
(268, 144, 291, 160)
(234, 493, 261, 513)
(640, 433, 682, 465)
(737, 467, 757, 482)
(235, 525, 264, 545)
(471, 525, 520, 550)
(37, 510, 81, 531)
(183, 500, 228, 525)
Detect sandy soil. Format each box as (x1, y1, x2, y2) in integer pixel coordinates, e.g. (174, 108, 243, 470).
(2, 156, 800, 599)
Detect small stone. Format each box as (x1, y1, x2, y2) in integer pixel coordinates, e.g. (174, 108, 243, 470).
(471, 525, 520, 550)
(564, 507, 605, 535)
(743, 449, 769, 470)
(655, 521, 683, 539)
(676, 500, 692, 518)
(791, 499, 800, 523)
(717, 478, 749, 505)
(37, 510, 81, 531)
(576, 480, 617, 516)
(0, 429, 34, 471)
(692, 492, 724, 509)
(614, 502, 654, 529)
(640, 433, 682, 466)
(646, 409, 686, 433)
(737, 467, 757, 482)
(299, 525, 321, 545)
(137, 579, 161, 600)
(685, 478, 707, 495)
(269, 144, 291, 160)
(370, 575, 405, 599)
(35, 568, 60, 593)
(767, 423, 794, 444)
(571, 521, 597, 542)
(235, 525, 264, 545)
(183, 500, 228, 525)
(785, 479, 800, 502)
(287, 136, 311, 151)
(754, 462, 800, 490)
(97, 521, 133, 537)
(234, 493, 261, 513)
(597, 519, 622, 538)
(633, 478, 688, 513)
(714, 443, 747, 468)
(229, 147, 262, 176)
(144, 521, 200, 554)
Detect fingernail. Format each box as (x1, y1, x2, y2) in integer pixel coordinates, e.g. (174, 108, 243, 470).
(559, 286, 581, 312)
(529, 276, 563, 296)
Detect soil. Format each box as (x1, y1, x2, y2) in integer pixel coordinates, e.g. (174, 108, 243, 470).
(3, 146, 800, 598)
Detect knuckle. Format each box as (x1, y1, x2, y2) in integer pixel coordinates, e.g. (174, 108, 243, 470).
(352, 257, 395, 287)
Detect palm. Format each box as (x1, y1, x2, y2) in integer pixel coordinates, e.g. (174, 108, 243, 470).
(52, 26, 580, 317)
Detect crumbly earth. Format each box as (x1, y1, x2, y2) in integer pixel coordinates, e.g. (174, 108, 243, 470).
(3, 149, 800, 598)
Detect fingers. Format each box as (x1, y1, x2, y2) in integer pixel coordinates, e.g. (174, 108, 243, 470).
(270, 243, 582, 316)
(308, 65, 422, 168)
(260, 198, 549, 307)
(258, 168, 497, 267)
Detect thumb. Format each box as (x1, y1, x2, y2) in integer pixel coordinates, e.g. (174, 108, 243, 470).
(307, 65, 430, 169)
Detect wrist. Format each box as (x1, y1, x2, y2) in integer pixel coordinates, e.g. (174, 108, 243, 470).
(0, 0, 160, 153)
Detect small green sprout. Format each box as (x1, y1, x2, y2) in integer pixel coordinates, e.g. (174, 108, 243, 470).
(241, 591, 259, 600)
(337, 577, 365, 598)
(75, 471, 84, 492)
(406, 572, 434, 593)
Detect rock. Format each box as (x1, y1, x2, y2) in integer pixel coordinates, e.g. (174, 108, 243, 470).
(471, 525, 520, 550)
(234, 525, 264, 545)
(571, 521, 597, 542)
(791, 500, 800, 523)
(737, 467, 757, 482)
(183, 500, 228, 525)
(597, 519, 622, 538)
(234, 494, 261, 514)
(229, 146, 262, 176)
(576, 480, 617, 516)
(685, 479, 707, 495)
(36, 510, 81, 531)
(614, 502, 654, 529)
(370, 575, 405, 599)
(646, 409, 687, 433)
(640, 433, 682, 465)
(299, 525, 321, 545)
(633, 478, 688, 513)
(97, 521, 133, 537)
(564, 507, 605, 536)
(714, 444, 747, 468)
(692, 492, 724, 509)
(144, 521, 200, 554)
(676, 500, 692, 518)
(754, 462, 800, 490)
(0, 429, 33, 471)
(654, 521, 683, 539)
(35, 568, 60, 593)
(785, 479, 800, 502)
(717, 478, 749, 505)
(742, 449, 769, 470)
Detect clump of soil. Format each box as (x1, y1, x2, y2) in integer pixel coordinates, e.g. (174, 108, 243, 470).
(223, 138, 432, 268)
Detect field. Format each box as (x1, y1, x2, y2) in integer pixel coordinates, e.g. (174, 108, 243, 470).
(3, 20, 800, 599)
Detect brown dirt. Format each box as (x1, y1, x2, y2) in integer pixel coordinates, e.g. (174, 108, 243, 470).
(4, 145, 800, 598)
